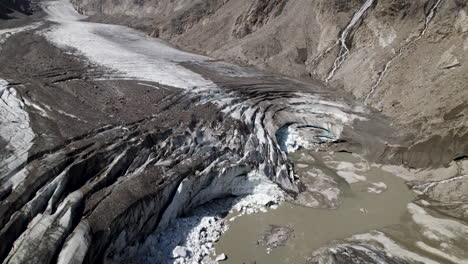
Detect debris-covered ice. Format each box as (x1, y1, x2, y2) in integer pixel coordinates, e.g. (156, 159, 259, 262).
(131, 188, 284, 264)
(0, 23, 42, 48)
(130, 199, 229, 264)
(0, 79, 34, 181)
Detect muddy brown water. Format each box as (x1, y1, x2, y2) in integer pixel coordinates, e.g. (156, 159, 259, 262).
(214, 151, 417, 264)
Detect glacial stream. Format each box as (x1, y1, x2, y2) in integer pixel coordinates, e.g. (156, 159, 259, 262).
(213, 151, 466, 264)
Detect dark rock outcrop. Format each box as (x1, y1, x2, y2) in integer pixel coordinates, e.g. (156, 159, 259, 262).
(232, 0, 288, 38)
(0, 0, 33, 15)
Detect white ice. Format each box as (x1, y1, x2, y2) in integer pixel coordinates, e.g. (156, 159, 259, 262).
(42, 0, 215, 90)
(0, 79, 34, 181)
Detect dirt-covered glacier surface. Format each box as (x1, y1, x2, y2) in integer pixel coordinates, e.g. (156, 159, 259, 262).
(0, 0, 467, 264)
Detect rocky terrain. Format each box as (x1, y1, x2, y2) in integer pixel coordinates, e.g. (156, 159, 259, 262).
(0, 0, 467, 264)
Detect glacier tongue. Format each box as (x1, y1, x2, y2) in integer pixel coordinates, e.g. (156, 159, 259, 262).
(42, 0, 215, 89)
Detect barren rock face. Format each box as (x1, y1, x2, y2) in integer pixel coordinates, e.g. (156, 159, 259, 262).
(232, 0, 288, 39)
(0, 0, 33, 14)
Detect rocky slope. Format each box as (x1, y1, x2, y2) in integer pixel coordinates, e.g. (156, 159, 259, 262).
(72, 0, 468, 168)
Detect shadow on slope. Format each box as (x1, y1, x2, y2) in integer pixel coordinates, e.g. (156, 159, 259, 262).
(0, 0, 33, 19)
